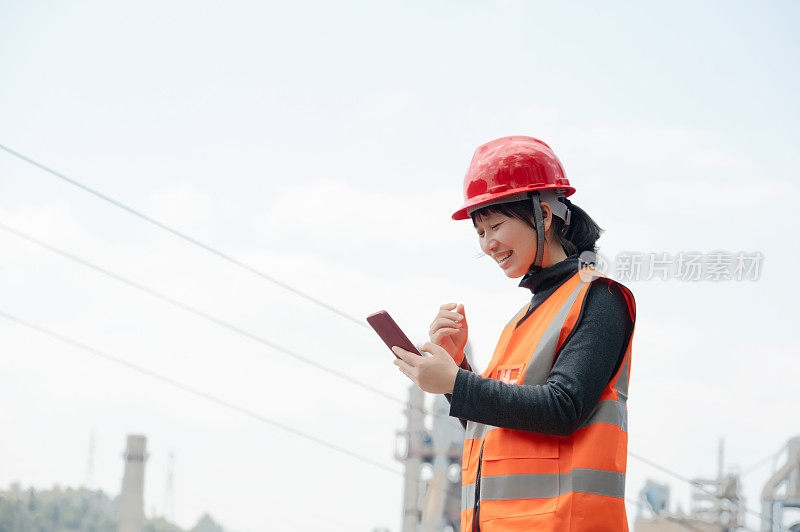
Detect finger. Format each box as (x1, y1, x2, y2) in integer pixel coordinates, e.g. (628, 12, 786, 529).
(420, 341, 447, 358)
(437, 310, 464, 322)
(396, 359, 420, 380)
(430, 317, 463, 334)
(430, 309, 463, 335)
(395, 362, 411, 379)
(431, 327, 459, 344)
(395, 358, 413, 373)
(457, 303, 466, 319)
(439, 303, 457, 311)
(397, 365, 420, 386)
(392, 346, 421, 366)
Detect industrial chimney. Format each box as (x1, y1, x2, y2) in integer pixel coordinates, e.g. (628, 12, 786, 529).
(118, 434, 148, 532)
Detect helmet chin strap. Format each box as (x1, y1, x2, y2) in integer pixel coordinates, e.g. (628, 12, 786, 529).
(529, 192, 546, 273)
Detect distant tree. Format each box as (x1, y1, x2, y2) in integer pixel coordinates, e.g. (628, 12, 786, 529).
(0, 485, 115, 532)
(0, 485, 226, 532)
(190, 513, 225, 532)
(26, 488, 38, 513)
(145, 516, 183, 532)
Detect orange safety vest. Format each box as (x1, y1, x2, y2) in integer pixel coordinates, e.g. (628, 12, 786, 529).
(460, 267, 636, 531)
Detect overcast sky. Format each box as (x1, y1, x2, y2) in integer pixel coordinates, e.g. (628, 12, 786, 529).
(1, 1, 799, 531)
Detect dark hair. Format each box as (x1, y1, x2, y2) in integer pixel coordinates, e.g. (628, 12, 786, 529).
(470, 197, 603, 257)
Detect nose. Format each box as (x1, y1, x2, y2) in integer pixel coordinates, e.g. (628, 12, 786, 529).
(483, 235, 499, 255)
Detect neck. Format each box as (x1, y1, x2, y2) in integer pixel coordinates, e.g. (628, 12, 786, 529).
(542, 241, 568, 268)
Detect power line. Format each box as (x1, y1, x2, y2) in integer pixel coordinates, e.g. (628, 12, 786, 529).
(0, 308, 401, 477)
(0, 144, 464, 428)
(0, 304, 767, 528)
(628, 450, 767, 524)
(0, 220, 460, 427)
(628, 451, 703, 489)
(625, 486, 759, 532)
(0, 308, 462, 505)
(742, 443, 787, 476)
(0, 222, 392, 401)
(0, 143, 369, 330)
(3, 147, 767, 522)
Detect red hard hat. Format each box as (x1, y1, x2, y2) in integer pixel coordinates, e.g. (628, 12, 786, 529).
(451, 136, 576, 220)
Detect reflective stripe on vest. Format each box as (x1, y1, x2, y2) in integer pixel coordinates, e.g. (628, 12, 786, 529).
(521, 280, 588, 386)
(463, 467, 626, 503)
(460, 267, 635, 531)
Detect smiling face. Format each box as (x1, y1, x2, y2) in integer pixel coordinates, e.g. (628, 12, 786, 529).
(474, 211, 540, 278)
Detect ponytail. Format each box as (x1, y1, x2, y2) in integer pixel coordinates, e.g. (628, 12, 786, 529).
(553, 198, 603, 256)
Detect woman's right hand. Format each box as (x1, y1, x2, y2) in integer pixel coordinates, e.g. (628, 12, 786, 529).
(429, 303, 468, 365)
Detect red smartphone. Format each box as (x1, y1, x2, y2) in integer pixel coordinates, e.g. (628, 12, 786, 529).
(366, 310, 423, 359)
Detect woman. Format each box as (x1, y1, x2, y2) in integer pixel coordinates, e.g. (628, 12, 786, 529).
(392, 136, 636, 531)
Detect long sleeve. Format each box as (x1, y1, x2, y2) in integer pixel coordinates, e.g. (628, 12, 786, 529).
(445, 352, 474, 430)
(448, 279, 633, 436)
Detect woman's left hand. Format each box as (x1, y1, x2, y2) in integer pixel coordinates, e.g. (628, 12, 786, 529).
(392, 342, 459, 394)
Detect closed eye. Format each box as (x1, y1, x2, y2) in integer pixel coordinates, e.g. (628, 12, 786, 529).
(478, 222, 502, 238)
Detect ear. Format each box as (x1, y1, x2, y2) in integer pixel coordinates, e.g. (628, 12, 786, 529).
(540, 201, 554, 233)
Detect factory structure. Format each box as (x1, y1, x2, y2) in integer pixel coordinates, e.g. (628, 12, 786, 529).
(118, 435, 149, 532)
(390, 348, 800, 532)
(394, 396, 800, 532)
(113, 409, 798, 532)
(396, 387, 463, 531)
(633, 436, 800, 532)
(109, 376, 797, 532)
(761, 437, 800, 531)
(633, 439, 746, 532)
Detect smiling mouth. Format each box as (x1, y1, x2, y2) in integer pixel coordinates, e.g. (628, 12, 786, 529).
(496, 251, 513, 264)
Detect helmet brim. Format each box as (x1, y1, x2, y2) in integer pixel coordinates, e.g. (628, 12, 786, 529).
(451, 184, 576, 221)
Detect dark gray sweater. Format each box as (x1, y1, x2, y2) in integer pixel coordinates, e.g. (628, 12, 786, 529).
(448, 257, 634, 436)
